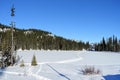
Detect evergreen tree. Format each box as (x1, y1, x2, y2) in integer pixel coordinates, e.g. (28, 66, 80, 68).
(20, 59, 25, 67)
(0, 24, 90, 51)
(109, 38, 112, 51)
(31, 54, 37, 66)
(102, 37, 106, 51)
(114, 37, 118, 52)
(95, 36, 120, 52)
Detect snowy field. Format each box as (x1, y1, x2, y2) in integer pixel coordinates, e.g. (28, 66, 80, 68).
(0, 50, 120, 80)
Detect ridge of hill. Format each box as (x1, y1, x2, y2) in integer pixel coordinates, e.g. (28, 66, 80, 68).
(0, 23, 89, 51)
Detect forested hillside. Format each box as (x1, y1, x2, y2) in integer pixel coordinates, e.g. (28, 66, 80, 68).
(0, 23, 89, 51)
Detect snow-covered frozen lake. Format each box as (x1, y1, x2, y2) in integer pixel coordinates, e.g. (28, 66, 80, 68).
(0, 50, 120, 80)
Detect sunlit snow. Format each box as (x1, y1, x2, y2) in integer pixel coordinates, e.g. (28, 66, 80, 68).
(0, 50, 120, 80)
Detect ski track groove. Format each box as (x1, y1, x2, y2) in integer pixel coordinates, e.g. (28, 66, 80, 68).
(24, 57, 83, 65)
(0, 67, 51, 80)
(0, 56, 83, 80)
(36, 64, 43, 75)
(47, 64, 71, 80)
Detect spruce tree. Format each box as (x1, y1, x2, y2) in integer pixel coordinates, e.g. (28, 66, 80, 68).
(31, 54, 37, 66)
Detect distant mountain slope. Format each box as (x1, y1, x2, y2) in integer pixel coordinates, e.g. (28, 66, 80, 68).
(0, 23, 89, 51)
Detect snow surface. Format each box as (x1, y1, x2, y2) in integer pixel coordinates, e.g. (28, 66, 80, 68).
(0, 50, 120, 80)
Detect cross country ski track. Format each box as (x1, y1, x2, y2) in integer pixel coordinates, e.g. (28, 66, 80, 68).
(0, 57, 83, 80)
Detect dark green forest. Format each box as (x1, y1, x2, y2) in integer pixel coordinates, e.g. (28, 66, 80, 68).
(1, 23, 120, 52)
(95, 36, 120, 52)
(0, 23, 89, 51)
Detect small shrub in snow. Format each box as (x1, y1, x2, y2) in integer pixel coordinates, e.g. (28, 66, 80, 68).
(81, 66, 101, 75)
(20, 60, 25, 67)
(31, 54, 37, 66)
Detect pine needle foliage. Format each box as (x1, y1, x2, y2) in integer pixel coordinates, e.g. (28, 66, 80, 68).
(0, 24, 90, 51)
(31, 54, 37, 66)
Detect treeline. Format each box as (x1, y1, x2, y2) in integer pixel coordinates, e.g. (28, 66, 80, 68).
(0, 24, 89, 51)
(95, 36, 120, 52)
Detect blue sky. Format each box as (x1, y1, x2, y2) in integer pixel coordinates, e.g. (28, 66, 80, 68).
(0, 0, 120, 43)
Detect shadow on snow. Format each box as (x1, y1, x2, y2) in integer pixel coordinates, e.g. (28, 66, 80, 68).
(103, 74, 120, 80)
(0, 68, 6, 77)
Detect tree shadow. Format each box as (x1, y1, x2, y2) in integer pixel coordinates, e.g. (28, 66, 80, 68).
(103, 74, 120, 80)
(0, 67, 6, 77)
